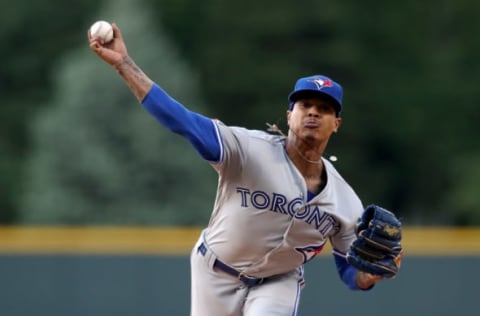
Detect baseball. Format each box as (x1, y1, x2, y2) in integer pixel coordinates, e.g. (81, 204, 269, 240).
(89, 20, 113, 43)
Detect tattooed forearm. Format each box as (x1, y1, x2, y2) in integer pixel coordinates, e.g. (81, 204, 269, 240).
(114, 56, 153, 101)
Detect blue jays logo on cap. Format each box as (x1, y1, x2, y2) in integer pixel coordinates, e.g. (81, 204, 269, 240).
(288, 75, 343, 116)
(309, 78, 334, 89)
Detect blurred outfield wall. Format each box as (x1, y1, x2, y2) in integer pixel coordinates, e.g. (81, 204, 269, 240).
(0, 227, 478, 316)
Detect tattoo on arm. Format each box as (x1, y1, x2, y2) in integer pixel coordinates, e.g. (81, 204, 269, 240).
(114, 56, 153, 101)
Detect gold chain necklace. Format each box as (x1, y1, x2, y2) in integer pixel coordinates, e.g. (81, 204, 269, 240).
(291, 143, 323, 164)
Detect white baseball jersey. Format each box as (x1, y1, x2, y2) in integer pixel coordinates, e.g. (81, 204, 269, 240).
(202, 121, 364, 278)
(140, 83, 365, 315)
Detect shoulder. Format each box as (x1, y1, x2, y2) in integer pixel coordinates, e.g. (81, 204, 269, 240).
(212, 120, 285, 169)
(214, 120, 285, 145)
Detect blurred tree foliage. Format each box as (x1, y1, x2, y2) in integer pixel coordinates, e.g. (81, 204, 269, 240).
(2, 0, 479, 225)
(18, 0, 216, 225)
(0, 0, 99, 222)
(147, 0, 480, 225)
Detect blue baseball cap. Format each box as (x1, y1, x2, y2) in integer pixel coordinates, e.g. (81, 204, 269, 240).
(288, 75, 343, 116)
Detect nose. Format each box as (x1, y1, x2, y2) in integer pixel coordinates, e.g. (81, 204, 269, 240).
(307, 108, 320, 117)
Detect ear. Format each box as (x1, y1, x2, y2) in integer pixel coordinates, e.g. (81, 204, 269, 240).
(334, 117, 342, 133)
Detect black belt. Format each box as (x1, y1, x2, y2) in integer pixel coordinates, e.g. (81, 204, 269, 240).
(198, 242, 266, 287)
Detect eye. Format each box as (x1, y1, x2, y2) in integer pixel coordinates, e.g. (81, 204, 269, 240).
(297, 100, 335, 114)
(296, 101, 308, 109)
(316, 104, 335, 114)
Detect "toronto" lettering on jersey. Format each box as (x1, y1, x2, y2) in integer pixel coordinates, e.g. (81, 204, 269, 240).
(236, 187, 340, 236)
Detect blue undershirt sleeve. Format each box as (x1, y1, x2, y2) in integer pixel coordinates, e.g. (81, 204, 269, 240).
(333, 253, 374, 291)
(141, 84, 221, 162)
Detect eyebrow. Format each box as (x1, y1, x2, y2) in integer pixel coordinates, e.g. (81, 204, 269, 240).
(300, 100, 335, 109)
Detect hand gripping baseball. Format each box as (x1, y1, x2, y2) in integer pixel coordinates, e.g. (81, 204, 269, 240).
(87, 23, 153, 101)
(88, 23, 128, 67)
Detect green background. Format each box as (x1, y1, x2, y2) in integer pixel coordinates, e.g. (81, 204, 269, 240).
(2, 0, 480, 226)
(2, 1, 479, 313)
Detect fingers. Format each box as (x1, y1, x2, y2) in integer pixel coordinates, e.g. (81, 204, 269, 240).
(367, 273, 384, 282)
(87, 30, 103, 52)
(356, 271, 384, 289)
(87, 24, 111, 55)
(111, 23, 121, 40)
(89, 40, 101, 52)
(87, 28, 103, 48)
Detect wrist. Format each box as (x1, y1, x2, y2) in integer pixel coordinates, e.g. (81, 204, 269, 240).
(113, 55, 132, 71)
(112, 56, 153, 102)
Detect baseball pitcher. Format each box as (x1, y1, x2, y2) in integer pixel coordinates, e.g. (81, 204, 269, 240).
(88, 23, 403, 316)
